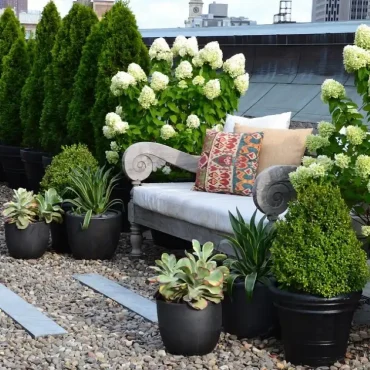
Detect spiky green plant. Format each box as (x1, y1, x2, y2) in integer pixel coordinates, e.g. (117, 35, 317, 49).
(65, 166, 123, 229)
(35, 188, 64, 224)
(2, 188, 38, 229)
(223, 209, 276, 301)
(148, 240, 229, 310)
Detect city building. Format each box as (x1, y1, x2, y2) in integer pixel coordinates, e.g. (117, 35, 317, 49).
(74, 0, 114, 20)
(312, 0, 370, 22)
(19, 12, 40, 38)
(0, 0, 27, 16)
(185, 1, 256, 28)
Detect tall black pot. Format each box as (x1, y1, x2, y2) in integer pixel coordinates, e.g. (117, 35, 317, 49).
(20, 149, 47, 192)
(5, 222, 49, 259)
(42, 155, 53, 170)
(0, 145, 28, 189)
(50, 202, 73, 253)
(66, 210, 122, 260)
(222, 281, 278, 339)
(157, 299, 222, 356)
(270, 284, 361, 367)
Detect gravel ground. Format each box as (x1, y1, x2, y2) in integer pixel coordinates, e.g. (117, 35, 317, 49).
(0, 184, 370, 370)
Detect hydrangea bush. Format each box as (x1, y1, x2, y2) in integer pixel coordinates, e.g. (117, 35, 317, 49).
(103, 36, 249, 164)
(290, 24, 370, 234)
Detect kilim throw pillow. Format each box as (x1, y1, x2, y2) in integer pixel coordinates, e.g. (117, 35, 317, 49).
(193, 130, 264, 196)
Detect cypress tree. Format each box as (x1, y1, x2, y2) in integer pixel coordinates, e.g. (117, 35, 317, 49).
(0, 9, 22, 76)
(91, 0, 150, 161)
(20, 2, 61, 149)
(26, 35, 37, 68)
(40, 3, 98, 153)
(0, 37, 30, 146)
(67, 15, 109, 151)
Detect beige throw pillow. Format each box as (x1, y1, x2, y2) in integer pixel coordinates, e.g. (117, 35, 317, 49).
(234, 124, 313, 174)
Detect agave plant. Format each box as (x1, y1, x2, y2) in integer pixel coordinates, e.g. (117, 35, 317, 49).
(2, 188, 38, 229)
(35, 188, 64, 224)
(223, 209, 276, 301)
(65, 166, 123, 230)
(148, 240, 229, 310)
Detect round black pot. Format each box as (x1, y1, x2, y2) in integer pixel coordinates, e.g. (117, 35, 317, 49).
(0, 145, 28, 189)
(5, 222, 49, 259)
(50, 202, 73, 253)
(42, 155, 53, 170)
(20, 149, 47, 192)
(157, 299, 222, 356)
(270, 284, 361, 367)
(222, 281, 278, 339)
(66, 210, 122, 260)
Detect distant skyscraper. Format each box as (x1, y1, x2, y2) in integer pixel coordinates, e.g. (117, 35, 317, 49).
(73, 0, 114, 20)
(0, 0, 28, 16)
(312, 0, 370, 22)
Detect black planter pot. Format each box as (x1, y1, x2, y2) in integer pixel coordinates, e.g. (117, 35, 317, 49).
(50, 202, 73, 253)
(0, 145, 28, 189)
(20, 149, 47, 192)
(42, 155, 53, 170)
(157, 299, 222, 355)
(5, 222, 49, 259)
(66, 210, 122, 260)
(270, 284, 361, 367)
(222, 281, 278, 339)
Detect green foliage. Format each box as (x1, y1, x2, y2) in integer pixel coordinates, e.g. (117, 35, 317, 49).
(65, 166, 123, 229)
(35, 188, 64, 224)
(21, 2, 61, 149)
(67, 18, 108, 152)
(3, 188, 38, 229)
(40, 144, 98, 195)
(0, 8, 22, 76)
(26, 35, 36, 68)
(0, 37, 30, 146)
(271, 182, 369, 298)
(91, 0, 150, 162)
(223, 209, 276, 301)
(148, 240, 229, 310)
(40, 3, 98, 153)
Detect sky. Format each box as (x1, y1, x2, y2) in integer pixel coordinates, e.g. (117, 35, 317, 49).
(28, 0, 312, 28)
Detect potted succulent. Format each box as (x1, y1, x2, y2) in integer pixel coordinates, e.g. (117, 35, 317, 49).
(148, 240, 229, 356)
(65, 166, 123, 260)
(222, 209, 278, 339)
(270, 180, 369, 367)
(3, 188, 63, 259)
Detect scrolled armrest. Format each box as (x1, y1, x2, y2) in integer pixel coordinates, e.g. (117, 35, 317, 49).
(252, 165, 297, 221)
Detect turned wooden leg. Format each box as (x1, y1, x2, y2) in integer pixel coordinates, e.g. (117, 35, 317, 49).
(130, 222, 143, 257)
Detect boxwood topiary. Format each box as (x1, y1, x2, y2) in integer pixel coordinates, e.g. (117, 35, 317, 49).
(40, 144, 98, 195)
(271, 182, 369, 298)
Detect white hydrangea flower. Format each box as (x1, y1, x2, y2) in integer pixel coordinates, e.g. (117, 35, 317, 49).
(302, 156, 316, 167)
(172, 36, 187, 57)
(318, 121, 336, 138)
(106, 151, 119, 165)
(199, 41, 223, 70)
(355, 155, 370, 179)
(110, 72, 136, 96)
(151, 71, 169, 91)
(367, 180, 370, 193)
(343, 45, 370, 73)
(321, 79, 346, 103)
(149, 37, 173, 64)
(192, 75, 205, 86)
(308, 163, 327, 178)
(160, 124, 176, 140)
(346, 125, 367, 145)
(128, 63, 147, 83)
(234, 73, 250, 95)
(192, 53, 204, 67)
(306, 134, 330, 152)
(138, 86, 157, 109)
(105, 112, 122, 127)
(335, 153, 351, 169)
(103, 125, 115, 139)
(162, 165, 171, 175)
(186, 114, 200, 129)
(362, 225, 370, 237)
(223, 54, 246, 78)
(113, 120, 129, 134)
(110, 141, 119, 151)
(212, 124, 224, 132)
(178, 80, 188, 89)
(175, 61, 193, 80)
(355, 24, 370, 50)
(316, 155, 334, 171)
(186, 37, 199, 57)
(115, 106, 123, 116)
(203, 79, 221, 100)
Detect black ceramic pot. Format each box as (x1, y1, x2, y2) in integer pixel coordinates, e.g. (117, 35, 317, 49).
(66, 210, 122, 260)
(0, 145, 28, 189)
(42, 155, 53, 170)
(270, 284, 361, 367)
(157, 299, 222, 356)
(5, 222, 49, 259)
(222, 281, 278, 339)
(20, 149, 47, 192)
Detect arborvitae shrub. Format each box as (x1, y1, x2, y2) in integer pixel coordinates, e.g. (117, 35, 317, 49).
(20, 2, 61, 149)
(271, 182, 369, 298)
(67, 17, 109, 152)
(91, 0, 150, 162)
(40, 3, 98, 153)
(0, 37, 30, 146)
(26, 36, 37, 68)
